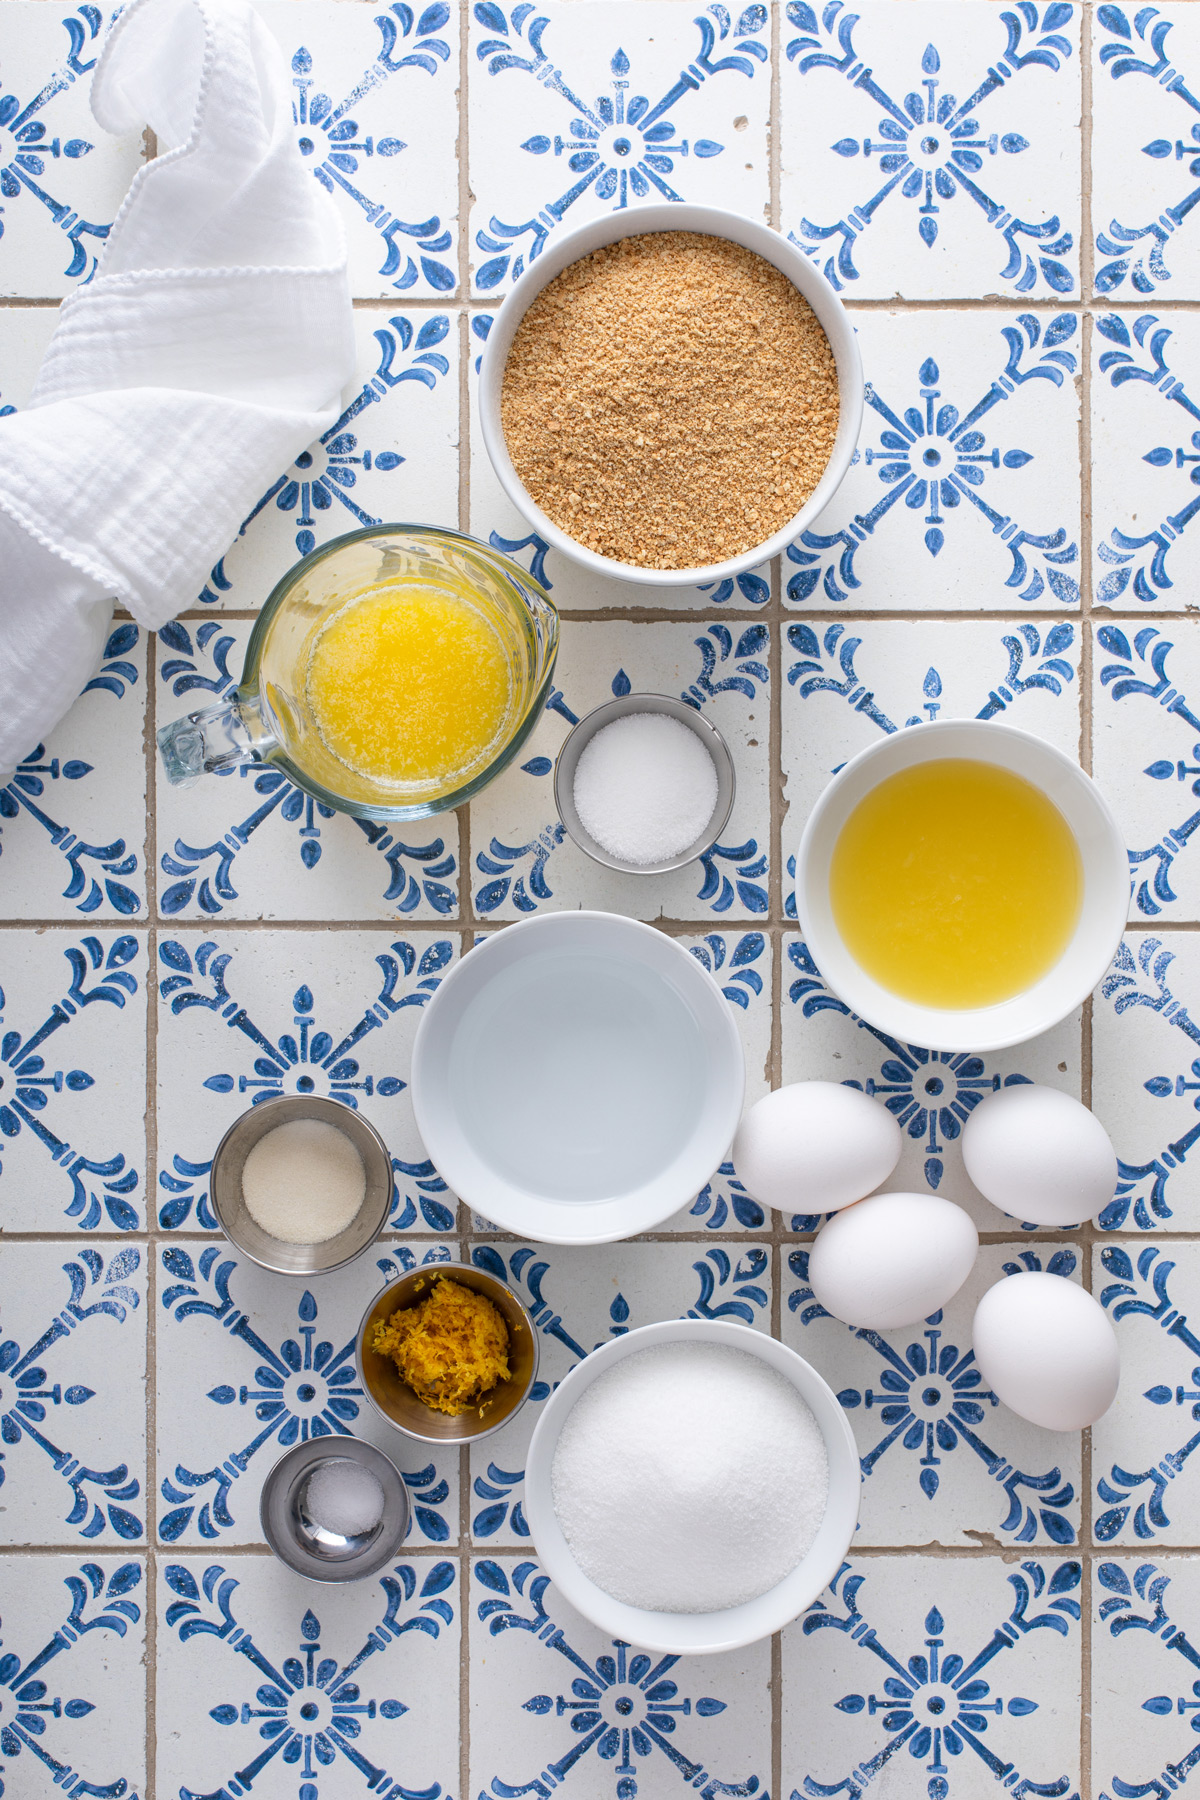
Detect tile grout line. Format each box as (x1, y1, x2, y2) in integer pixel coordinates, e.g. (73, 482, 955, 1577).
(145, 619, 160, 1800)
(458, 6, 474, 1789)
(769, 2, 785, 1786)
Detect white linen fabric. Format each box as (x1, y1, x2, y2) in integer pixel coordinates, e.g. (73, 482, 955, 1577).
(0, 0, 354, 772)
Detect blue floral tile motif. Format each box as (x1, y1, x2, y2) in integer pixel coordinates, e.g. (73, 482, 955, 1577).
(790, 315, 1080, 609)
(1092, 5, 1200, 298)
(469, 1, 770, 293)
(471, 1557, 766, 1799)
(158, 1557, 456, 1800)
(1093, 314, 1200, 607)
(155, 932, 453, 1231)
(257, 0, 457, 299)
(0, 1244, 144, 1546)
(785, 1244, 1080, 1547)
(0, 932, 143, 1233)
(156, 1248, 455, 1546)
(1092, 1242, 1200, 1545)
(0, 4, 142, 295)
(0, 1558, 144, 1799)
(1092, 1559, 1200, 1799)
(780, 1, 1080, 300)
(785, 1558, 1082, 1798)
(155, 621, 458, 920)
(467, 1242, 769, 1543)
(1092, 623, 1200, 923)
(0, 623, 144, 920)
(470, 627, 769, 922)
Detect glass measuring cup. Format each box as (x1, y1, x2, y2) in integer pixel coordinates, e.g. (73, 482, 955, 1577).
(157, 524, 559, 821)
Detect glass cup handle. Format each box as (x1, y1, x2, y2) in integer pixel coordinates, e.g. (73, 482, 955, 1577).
(156, 696, 274, 788)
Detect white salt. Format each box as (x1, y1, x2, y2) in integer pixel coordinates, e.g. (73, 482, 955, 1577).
(572, 712, 719, 866)
(551, 1342, 828, 1614)
(241, 1118, 366, 1245)
(304, 1459, 385, 1536)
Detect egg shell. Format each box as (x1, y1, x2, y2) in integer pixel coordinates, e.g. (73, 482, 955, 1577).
(971, 1271, 1119, 1431)
(732, 1082, 902, 1216)
(962, 1085, 1117, 1227)
(806, 1191, 979, 1330)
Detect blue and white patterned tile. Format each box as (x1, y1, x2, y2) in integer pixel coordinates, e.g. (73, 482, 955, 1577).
(466, 315, 773, 613)
(1, 620, 145, 920)
(154, 623, 458, 919)
(256, 0, 459, 299)
(154, 927, 457, 1233)
(1091, 310, 1200, 611)
(467, 1, 770, 300)
(785, 310, 1082, 611)
(154, 1242, 458, 1548)
(155, 1550, 459, 1800)
(1091, 1239, 1200, 1546)
(779, 1, 1081, 302)
(784, 1241, 1083, 1549)
(781, 1554, 1083, 1799)
(465, 1238, 771, 1548)
(469, 1553, 770, 1800)
(1092, 1556, 1200, 1799)
(190, 309, 460, 612)
(467, 620, 770, 922)
(780, 931, 1082, 1234)
(1091, 931, 1200, 1234)
(0, 928, 145, 1233)
(0, 1241, 145, 1546)
(1093, 619, 1200, 922)
(0, 1554, 146, 1797)
(0, 3, 145, 298)
(1091, 4, 1200, 303)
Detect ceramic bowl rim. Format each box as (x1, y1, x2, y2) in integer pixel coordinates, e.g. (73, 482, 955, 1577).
(794, 718, 1130, 1053)
(552, 693, 737, 875)
(409, 910, 745, 1245)
(356, 1264, 541, 1445)
(523, 1318, 861, 1654)
(477, 201, 865, 588)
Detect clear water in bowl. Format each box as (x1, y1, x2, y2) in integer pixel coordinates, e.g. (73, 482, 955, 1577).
(447, 949, 705, 1202)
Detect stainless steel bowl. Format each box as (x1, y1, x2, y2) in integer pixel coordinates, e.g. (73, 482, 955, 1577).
(358, 1263, 539, 1445)
(260, 1436, 410, 1582)
(553, 693, 736, 876)
(210, 1094, 393, 1276)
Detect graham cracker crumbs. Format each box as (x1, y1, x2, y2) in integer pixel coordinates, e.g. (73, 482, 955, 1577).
(499, 230, 840, 570)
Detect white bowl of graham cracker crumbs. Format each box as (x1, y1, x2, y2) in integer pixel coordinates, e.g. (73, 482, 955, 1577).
(478, 203, 863, 588)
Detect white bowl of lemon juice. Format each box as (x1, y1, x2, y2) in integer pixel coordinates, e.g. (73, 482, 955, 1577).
(795, 720, 1128, 1053)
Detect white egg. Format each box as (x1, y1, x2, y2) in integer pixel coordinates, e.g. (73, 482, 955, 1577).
(971, 1272, 1119, 1431)
(962, 1085, 1117, 1226)
(807, 1191, 979, 1330)
(732, 1081, 901, 1216)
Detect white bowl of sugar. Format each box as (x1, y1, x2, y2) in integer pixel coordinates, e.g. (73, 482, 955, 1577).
(210, 1094, 394, 1275)
(523, 1318, 860, 1654)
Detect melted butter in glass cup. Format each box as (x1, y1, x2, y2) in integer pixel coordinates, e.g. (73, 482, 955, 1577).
(156, 524, 559, 821)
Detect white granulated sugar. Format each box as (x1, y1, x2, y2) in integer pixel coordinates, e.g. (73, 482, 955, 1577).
(304, 1460, 385, 1536)
(551, 1342, 829, 1613)
(572, 712, 719, 865)
(241, 1118, 366, 1245)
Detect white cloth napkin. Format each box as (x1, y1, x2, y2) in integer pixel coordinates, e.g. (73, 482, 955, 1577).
(0, 0, 354, 772)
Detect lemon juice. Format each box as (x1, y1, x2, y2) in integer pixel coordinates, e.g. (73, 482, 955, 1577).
(305, 584, 512, 787)
(829, 758, 1082, 1009)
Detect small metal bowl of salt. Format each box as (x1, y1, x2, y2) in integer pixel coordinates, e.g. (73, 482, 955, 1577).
(210, 1094, 394, 1276)
(553, 693, 736, 876)
(260, 1436, 410, 1582)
